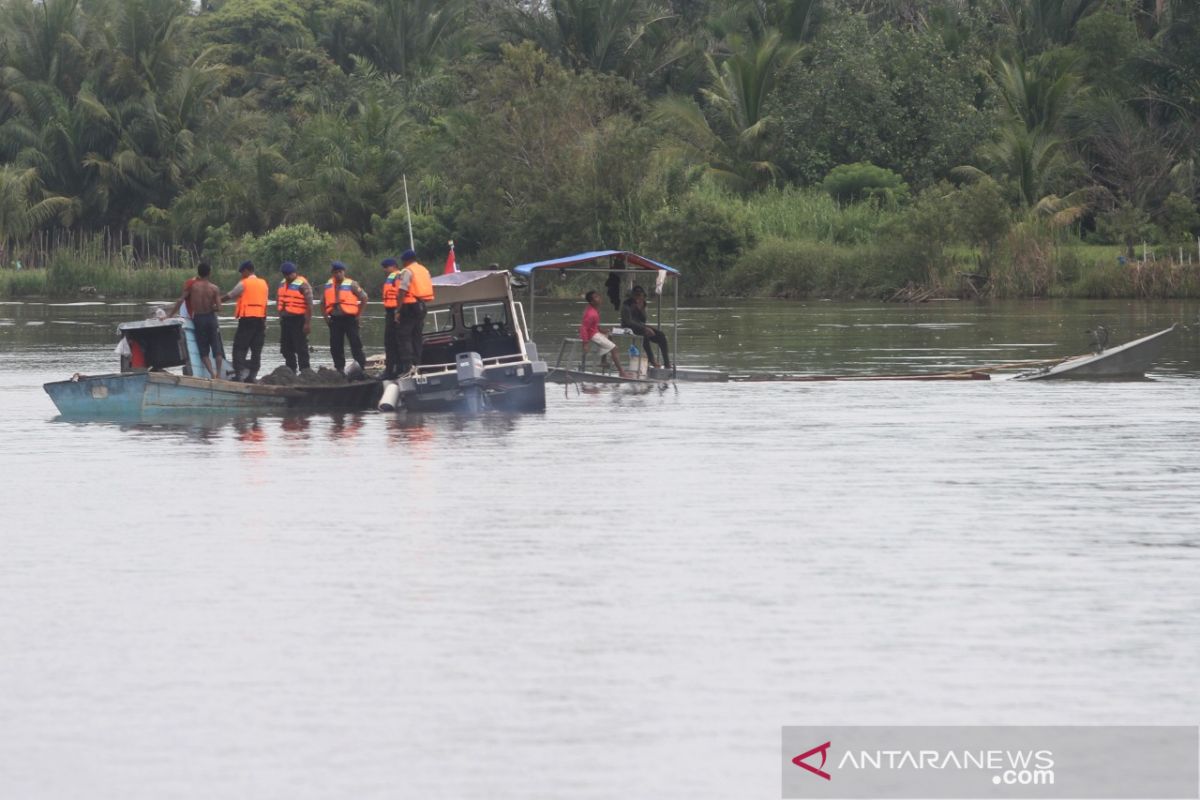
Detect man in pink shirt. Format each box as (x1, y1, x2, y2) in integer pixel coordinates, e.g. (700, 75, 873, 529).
(580, 289, 630, 378)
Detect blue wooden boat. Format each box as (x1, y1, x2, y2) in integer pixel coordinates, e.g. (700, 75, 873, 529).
(44, 316, 381, 417)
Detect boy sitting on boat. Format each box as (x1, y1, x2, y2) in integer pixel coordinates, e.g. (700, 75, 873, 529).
(580, 290, 631, 379)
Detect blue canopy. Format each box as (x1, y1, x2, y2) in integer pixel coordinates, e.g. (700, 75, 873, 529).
(512, 250, 680, 276)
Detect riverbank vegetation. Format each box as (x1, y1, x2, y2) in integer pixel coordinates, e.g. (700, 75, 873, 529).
(2, 0, 1199, 300)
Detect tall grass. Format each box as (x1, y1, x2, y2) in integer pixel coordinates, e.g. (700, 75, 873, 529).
(0, 254, 198, 299)
(691, 183, 897, 245)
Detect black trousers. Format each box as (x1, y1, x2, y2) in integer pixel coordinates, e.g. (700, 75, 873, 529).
(383, 308, 400, 377)
(642, 328, 671, 368)
(395, 302, 426, 372)
(279, 315, 310, 372)
(232, 317, 266, 381)
(328, 314, 366, 372)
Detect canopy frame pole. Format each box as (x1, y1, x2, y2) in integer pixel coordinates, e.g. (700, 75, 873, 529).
(673, 274, 679, 366)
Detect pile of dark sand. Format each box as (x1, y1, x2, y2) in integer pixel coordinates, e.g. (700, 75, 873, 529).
(258, 366, 348, 386)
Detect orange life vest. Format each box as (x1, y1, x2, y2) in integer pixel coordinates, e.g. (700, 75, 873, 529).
(401, 262, 434, 304)
(235, 275, 268, 319)
(277, 276, 310, 315)
(382, 270, 402, 309)
(323, 278, 362, 316)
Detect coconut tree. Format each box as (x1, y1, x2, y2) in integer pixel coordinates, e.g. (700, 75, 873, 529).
(365, 0, 471, 77)
(1000, 0, 1107, 55)
(655, 29, 799, 191)
(0, 165, 72, 248)
(501, 0, 674, 77)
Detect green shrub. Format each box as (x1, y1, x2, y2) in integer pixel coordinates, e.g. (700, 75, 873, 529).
(725, 238, 878, 298)
(0, 268, 47, 298)
(645, 191, 755, 294)
(243, 224, 335, 274)
(821, 162, 910, 207)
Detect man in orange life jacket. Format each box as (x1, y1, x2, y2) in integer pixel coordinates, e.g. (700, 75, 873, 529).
(323, 261, 369, 374)
(276, 261, 313, 373)
(395, 249, 435, 375)
(380, 257, 403, 379)
(220, 260, 269, 382)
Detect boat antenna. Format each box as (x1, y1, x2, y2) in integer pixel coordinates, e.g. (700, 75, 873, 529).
(402, 173, 415, 251)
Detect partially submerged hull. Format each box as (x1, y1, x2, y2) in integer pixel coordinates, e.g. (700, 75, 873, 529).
(396, 363, 547, 413)
(44, 371, 381, 417)
(1013, 325, 1178, 380)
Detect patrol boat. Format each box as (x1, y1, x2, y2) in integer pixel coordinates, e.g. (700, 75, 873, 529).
(388, 270, 548, 413)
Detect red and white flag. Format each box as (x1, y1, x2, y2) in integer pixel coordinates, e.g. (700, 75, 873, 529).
(444, 240, 458, 274)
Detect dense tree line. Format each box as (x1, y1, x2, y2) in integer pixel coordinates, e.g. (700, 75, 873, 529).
(1, 0, 1198, 293)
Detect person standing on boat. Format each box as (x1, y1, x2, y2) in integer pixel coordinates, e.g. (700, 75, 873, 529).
(380, 257, 403, 379)
(395, 249, 434, 376)
(621, 285, 671, 370)
(276, 262, 313, 374)
(184, 262, 226, 380)
(322, 261, 369, 375)
(581, 290, 630, 378)
(221, 260, 269, 383)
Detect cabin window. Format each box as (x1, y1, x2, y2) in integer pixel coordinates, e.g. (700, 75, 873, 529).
(423, 308, 454, 335)
(463, 302, 510, 330)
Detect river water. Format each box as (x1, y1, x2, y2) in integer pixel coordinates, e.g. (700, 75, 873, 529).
(1, 297, 1198, 799)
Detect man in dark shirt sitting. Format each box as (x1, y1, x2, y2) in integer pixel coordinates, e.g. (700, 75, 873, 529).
(620, 284, 671, 370)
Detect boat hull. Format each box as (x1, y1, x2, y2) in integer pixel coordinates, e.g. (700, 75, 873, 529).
(397, 364, 546, 413)
(1013, 325, 1178, 380)
(44, 371, 382, 417)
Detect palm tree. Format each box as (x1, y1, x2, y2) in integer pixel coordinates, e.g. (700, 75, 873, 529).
(366, 0, 470, 77)
(991, 52, 1081, 135)
(0, 165, 72, 247)
(0, 0, 91, 96)
(1000, 0, 1107, 54)
(655, 30, 799, 191)
(502, 0, 674, 77)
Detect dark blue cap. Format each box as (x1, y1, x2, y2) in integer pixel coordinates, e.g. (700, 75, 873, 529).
(381, 257, 398, 267)
(281, 261, 296, 274)
(401, 249, 417, 262)
(239, 259, 253, 271)
(331, 260, 346, 272)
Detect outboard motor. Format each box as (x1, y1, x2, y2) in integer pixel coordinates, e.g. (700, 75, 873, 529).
(456, 352, 487, 413)
(456, 352, 485, 386)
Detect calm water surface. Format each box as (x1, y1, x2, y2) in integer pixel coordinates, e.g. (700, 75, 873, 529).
(1, 297, 1198, 799)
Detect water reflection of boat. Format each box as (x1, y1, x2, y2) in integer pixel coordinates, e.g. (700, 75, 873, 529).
(1012, 324, 1179, 380)
(389, 270, 548, 413)
(513, 250, 730, 384)
(43, 316, 382, 417)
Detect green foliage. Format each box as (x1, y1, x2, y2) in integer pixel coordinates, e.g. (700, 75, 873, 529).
(820, 162, 909, 206)
(878, 182, 961, 288)
(725, 237, 874, 298)
(1157, 192, 1200, 243)
(243, 223, 335, 273)
(771, 13, 989, 187)
(2, 0, 1200, 300)
(953, 178, 1013, 253)
(365, 208, 448, 259)
(0, 266, 46, 297)
(644, 189, 756, 294)
(1096, 202, 1154, 257)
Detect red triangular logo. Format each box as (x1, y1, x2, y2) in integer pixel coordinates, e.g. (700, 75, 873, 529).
(792, 741, 832, 780)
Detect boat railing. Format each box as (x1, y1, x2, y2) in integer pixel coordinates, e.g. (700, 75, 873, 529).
(415, 352, 528, 377)
(513, 301, 532, 343)
(553, 336, 648, 378)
